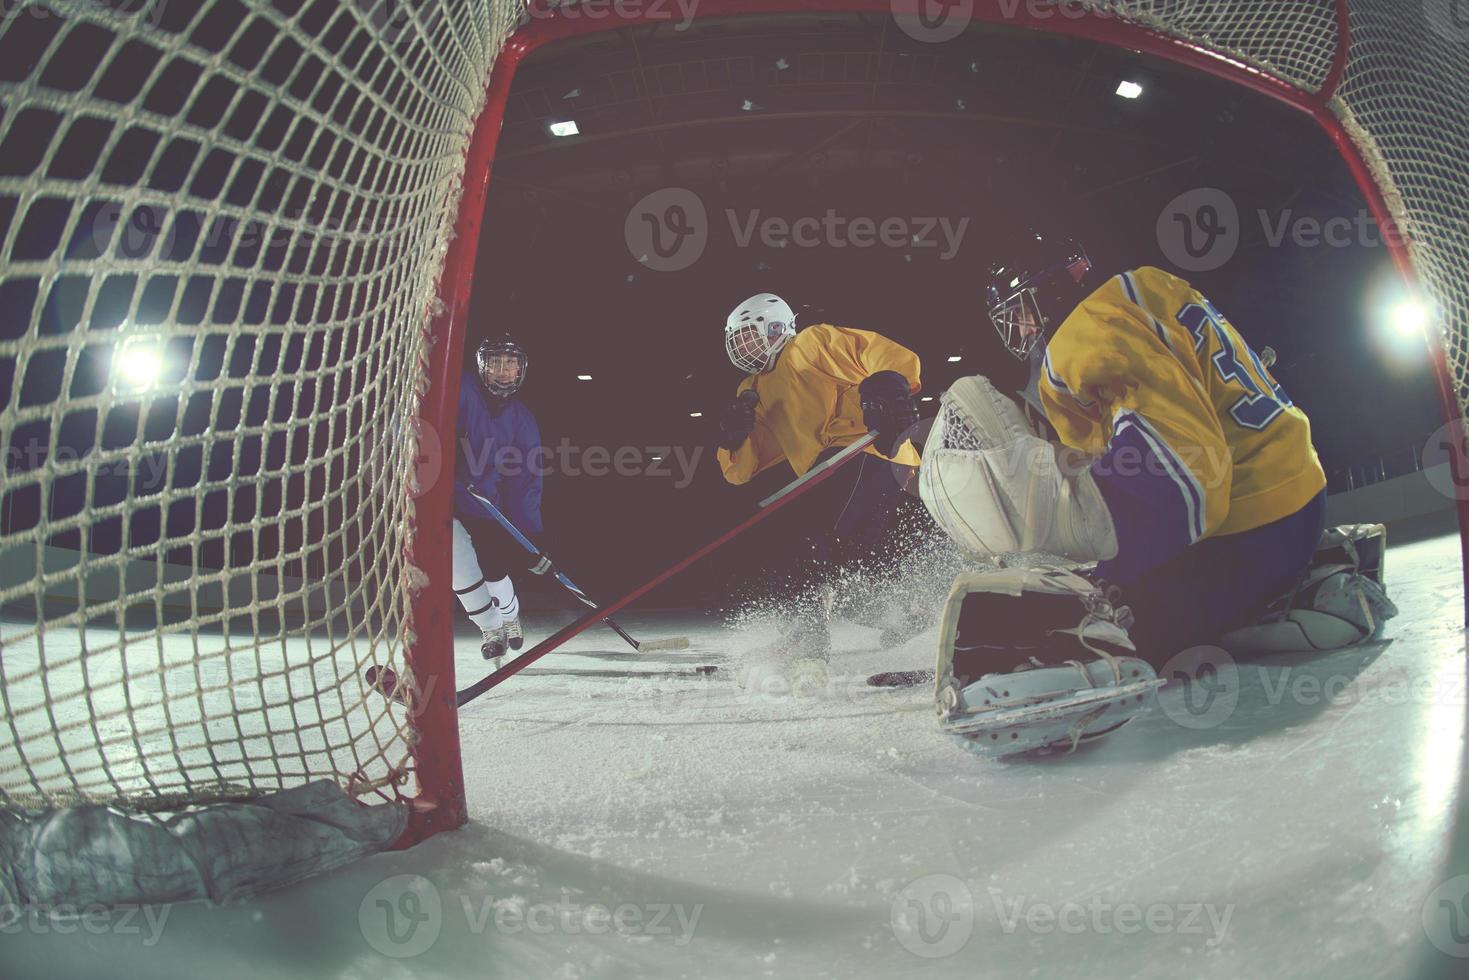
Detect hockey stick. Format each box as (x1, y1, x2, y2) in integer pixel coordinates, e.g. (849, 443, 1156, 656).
(445, 432, 880, 708)
(365, 662, 721, 703)
(866, 669, 934, 688)
(464, 486, 689, 653)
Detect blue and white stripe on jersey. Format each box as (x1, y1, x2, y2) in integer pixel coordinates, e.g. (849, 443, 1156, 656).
(1118, 272, 1175, 353)
(1043, 349, 1096, 408)
(1108, 408, 1207, 545)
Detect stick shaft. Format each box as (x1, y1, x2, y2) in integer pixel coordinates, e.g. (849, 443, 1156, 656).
(455, 433, 878, 707)
(464, 486, 646, 649)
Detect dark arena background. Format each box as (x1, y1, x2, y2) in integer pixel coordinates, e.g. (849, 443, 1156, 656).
(1, 3, 1467, 979)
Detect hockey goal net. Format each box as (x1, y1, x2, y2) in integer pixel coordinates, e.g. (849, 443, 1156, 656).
(0, 0, 1464, 848)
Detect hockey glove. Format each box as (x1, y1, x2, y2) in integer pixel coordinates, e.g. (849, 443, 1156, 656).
(859, 370, 919, 457)
(717, 390, 758, 451)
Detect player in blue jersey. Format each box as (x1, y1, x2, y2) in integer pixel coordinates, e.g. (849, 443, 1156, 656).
(452, 336, 548, 663)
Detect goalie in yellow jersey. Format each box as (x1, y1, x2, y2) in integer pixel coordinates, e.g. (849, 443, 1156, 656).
(916, 229, 1356, 755)
(716, 293, 928, 657)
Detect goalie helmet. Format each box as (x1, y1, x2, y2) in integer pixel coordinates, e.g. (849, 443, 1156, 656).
(725, 293, 796, 374)
(476, 335, 528, 398)
(986, 229, 1092, 359)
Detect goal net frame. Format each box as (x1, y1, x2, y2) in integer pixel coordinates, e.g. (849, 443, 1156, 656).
(0, 0, 1463, 853)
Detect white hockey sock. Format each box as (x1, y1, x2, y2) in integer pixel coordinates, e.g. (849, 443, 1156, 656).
(452, 518, 503, 631)
(487, 576, 519, 621)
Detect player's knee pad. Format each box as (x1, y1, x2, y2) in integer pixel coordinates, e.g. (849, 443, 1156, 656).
(934, 566, 1161, 755)
(918, 375, 1118, 561)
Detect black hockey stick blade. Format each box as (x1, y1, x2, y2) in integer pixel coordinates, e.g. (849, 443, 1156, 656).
(867, 669, 935, 688)
(362, 663, 719, 707)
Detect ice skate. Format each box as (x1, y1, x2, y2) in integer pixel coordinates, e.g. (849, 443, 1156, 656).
(504, 615, 524, 651)
(481, 625, 508, 664)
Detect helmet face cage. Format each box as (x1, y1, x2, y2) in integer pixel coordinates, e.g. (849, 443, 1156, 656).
(477, 341, 528, 397)
(987, 285, 1047, 360)
(725, 317, 794, 374)
(986, 238, 1092, 360)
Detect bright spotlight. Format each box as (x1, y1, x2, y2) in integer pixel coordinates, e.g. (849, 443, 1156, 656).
(115, 340, 163, 391)
(1388, 297, 1432, 339)
(1116, 80, 1144, 100)
(549, 120, 579, 137)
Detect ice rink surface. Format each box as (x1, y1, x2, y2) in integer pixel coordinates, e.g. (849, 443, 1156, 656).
(4, 533, 1468, 980)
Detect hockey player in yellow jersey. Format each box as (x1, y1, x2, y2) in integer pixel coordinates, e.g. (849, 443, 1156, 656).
(716, 293, 926, 656)
(917, 229, 1332, 754)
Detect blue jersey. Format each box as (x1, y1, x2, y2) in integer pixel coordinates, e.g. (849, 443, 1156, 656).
(454, 369, 543, 535)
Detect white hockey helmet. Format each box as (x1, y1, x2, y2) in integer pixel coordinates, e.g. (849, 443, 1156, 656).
(724, 293, 796, 374)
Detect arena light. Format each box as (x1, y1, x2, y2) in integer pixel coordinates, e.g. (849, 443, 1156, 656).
(1388, 296, 1432, 339)
(1116, 80, 1144, 99)
(114, 337, 164, 392)
(577, 374, 593, 381)
(947, 355, 962, 362)
(549, 120, 579, 137)
(1367, 276, 1436, 362)
(689, 411, 703, 418)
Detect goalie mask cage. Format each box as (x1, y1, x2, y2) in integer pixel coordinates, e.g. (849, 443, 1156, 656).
(0, 0, 1464, 849)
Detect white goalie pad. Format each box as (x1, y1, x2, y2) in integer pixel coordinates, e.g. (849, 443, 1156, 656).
(918, 375, 1118, 561)
(934, 566, 1162, 756)
(943, 659, 1164, 755)
(1220, 523, 1398, 654)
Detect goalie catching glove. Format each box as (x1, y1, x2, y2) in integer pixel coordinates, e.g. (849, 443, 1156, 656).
(934, 566, 1163, 756)
(919, 374, 1117, 561)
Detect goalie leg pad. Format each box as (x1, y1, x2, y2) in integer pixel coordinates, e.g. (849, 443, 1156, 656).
(935, 566, 1162, 756)
(918, 375, 1118, 561)
(1219, 523, 1398, 654)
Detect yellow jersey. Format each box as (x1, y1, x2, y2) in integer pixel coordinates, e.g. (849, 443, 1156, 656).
(718, 324, 922, 485)
(1039, 266, 1325, 539)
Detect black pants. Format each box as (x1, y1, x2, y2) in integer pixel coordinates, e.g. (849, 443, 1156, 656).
(788, 448, 922, 594)
(458, 513, 528, 581)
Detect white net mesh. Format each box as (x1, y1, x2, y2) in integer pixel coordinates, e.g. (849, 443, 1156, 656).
(0, 1, 525, 814)
(2, 0, 1465, 823)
